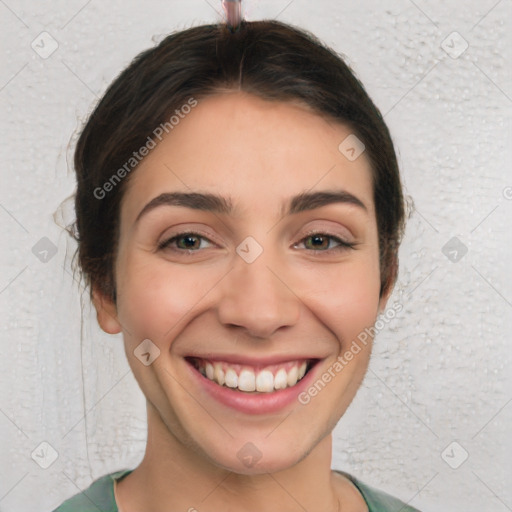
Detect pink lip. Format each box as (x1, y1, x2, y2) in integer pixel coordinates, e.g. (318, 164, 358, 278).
(184, 353, 319, 367)
(184, 357, 321, 415)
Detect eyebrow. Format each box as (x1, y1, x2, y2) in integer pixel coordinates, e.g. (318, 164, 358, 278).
(134, 189, 367, 224)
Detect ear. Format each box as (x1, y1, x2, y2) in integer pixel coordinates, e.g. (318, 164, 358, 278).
(92, 284, 122, 334)
(377, 288, 391, 316)
(377, 256, 398, 315)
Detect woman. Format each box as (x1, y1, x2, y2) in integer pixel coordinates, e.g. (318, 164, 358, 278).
(54, 16, 419, 512)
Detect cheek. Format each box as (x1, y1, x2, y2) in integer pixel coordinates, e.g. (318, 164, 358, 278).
(115, 256, 217, 344)
(115, 241, 381, 352)
(293, 257, 381, 421)
(299, 256, 381, 346)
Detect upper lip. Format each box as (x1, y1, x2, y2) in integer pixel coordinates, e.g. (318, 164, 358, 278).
(185, 354, 322, 366)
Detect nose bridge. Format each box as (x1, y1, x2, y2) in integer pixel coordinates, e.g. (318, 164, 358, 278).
(216, 237, 301, 338)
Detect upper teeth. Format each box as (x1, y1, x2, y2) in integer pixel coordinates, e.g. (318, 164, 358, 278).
(197, 360, 309, 393)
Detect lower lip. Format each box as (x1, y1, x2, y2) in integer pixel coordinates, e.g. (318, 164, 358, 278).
(184, 359, 320, 415)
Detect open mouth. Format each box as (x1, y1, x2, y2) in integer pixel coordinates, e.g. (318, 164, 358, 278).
(186, 357, 317, 393)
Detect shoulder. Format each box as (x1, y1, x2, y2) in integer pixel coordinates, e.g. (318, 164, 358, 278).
(52, 469, 132, 512)
(334, 470, 422, 512)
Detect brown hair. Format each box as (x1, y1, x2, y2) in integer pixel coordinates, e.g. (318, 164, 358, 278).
(72, 19, 405, 303)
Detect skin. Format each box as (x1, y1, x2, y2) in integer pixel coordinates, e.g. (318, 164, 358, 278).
(93, 91, 392, 512)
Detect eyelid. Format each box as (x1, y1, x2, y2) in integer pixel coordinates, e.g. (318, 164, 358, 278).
(293, 229, 357, 252)
(156, 226, 221, 249)
(300, 227, 354, 243)
(157, 229, 356, 254)
(298, 218, 355, 239)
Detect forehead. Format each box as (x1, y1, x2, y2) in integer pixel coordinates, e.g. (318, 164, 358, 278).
(121, 92, 375, 224)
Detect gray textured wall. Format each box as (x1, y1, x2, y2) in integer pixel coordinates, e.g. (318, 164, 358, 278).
(0, 1, 510, 511)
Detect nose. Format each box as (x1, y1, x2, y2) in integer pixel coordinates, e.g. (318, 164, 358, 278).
(216, 248, 301, 339)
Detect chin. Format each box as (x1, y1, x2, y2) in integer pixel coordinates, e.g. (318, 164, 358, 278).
(201, 434, 316, 476)
(218, 452, 306, 476)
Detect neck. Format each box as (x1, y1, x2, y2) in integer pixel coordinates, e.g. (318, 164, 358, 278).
(116, 401, 358, 512)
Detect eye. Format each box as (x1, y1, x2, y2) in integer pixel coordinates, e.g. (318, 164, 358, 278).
(294, 232, 356, 253)
(157, 231, 356, 254)
(158, 232, 215, 252)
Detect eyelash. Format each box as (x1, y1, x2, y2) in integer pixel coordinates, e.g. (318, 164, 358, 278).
(157, 231, 356, 255)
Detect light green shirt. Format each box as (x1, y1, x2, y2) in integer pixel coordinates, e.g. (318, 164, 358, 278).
(52, 468, 421, 511)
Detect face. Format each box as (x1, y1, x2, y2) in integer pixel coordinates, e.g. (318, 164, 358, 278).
(94, 92, 387, 474)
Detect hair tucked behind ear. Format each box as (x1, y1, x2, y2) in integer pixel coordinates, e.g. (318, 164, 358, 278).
(70, 19, 405, 304)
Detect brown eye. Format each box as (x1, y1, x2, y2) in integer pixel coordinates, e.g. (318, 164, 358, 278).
(176, 234, 201, 250)
(295, 232, 356, 253)
(158, 232, 213, 251)
(304, 234, 330, 250)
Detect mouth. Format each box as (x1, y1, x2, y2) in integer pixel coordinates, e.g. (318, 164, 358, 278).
(185, 357, 318, 393)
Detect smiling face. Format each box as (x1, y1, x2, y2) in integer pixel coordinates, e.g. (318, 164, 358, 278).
(94, 91, 387, 474)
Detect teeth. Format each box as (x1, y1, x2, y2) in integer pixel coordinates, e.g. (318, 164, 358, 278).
(274, 368, 287, 390)
(256, 370, 274, 392)
(196, 359, 311, 393)
(224, 368, 238, 388)
(298, 361, 307, 379)
(238, 370, 256, 392)
(214, 363, 225, 386)
(287, 366, 299, 387)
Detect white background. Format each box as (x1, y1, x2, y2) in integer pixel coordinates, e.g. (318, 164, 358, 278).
(0, 1, 511, 511)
